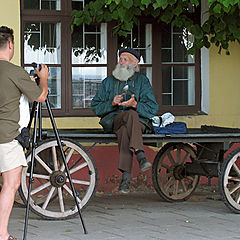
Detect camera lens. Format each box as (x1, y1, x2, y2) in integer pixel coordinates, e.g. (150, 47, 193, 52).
(30, 62, 41, 85)
(31, 62, 41, 71)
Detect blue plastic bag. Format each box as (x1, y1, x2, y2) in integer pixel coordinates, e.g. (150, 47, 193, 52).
(153, 122, 187, 134)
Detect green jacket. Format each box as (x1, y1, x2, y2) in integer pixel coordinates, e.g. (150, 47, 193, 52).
(91, 72, 159, 133)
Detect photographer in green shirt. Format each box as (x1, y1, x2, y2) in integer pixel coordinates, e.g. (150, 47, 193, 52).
(0, 26, 49, 240)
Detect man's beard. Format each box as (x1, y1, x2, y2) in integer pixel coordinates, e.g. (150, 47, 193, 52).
(112, 63, 137, 81)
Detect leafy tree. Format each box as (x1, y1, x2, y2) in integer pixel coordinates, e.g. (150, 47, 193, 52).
(71, 0, 240, 54)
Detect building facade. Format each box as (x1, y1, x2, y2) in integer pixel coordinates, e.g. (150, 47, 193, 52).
(1, 0, 240, 130)
(1, 0, 240, 193)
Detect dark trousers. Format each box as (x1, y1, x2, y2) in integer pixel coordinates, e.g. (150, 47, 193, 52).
(113, 110, 146, 173)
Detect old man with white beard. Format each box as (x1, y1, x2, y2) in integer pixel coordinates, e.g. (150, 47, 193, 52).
(91, 48, 158, 193)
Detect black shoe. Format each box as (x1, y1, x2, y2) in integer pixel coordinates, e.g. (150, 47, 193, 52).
(139, 158, 152, 172)
(136, 151, 152, 172)
(118, 179, 130, 194)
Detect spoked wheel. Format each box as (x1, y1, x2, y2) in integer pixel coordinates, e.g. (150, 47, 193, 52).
(152, 143, 200, 202)
(19, 138, 97, 220)
(220, 148, 240, 213)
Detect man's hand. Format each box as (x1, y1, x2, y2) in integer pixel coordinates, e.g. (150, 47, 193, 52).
(118, 94, 137, 109)
(112, 94, 123, 106)
(36, 64, 49, 82)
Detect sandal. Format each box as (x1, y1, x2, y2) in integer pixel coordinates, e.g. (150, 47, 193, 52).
(8, 235, 21, 240)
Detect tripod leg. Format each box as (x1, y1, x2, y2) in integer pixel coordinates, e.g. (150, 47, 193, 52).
(45, 98, 88, 234)
(27, 101, 37, 129)
(23, 103, 40, 240)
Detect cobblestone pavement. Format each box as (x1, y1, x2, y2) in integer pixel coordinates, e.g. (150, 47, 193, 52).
(9, 189, 240, 240)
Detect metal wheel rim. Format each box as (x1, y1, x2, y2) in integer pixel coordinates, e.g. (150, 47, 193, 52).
(21, 139, 96, 219)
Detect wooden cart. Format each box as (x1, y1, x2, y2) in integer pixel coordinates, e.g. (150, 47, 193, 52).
(18, 126, 240, 219)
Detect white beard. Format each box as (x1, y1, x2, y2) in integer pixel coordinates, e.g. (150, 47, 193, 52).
(112, 63, 135, 81)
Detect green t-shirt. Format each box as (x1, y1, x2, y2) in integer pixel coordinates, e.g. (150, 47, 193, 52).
(0, 60, 43, 143)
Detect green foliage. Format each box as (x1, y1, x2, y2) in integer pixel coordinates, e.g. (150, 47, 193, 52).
(71, 0, 240, 54)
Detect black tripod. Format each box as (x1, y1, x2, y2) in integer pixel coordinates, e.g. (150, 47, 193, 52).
(23, 95, 87, 240)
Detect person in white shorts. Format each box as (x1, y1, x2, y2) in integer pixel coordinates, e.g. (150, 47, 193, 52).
(0, 26, 49, 240)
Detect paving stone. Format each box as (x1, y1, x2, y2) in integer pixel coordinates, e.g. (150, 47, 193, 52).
(8, 192, 240, 240)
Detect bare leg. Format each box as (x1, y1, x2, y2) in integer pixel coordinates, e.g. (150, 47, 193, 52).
(0, 166, 22, 240)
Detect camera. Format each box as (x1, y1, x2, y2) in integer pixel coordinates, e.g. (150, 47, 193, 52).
(30, 62, 42, 85)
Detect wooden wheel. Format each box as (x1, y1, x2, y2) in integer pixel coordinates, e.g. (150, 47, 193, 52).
(220, 148, 240, 213)
(19, 138, 97, 220)
(152, 143, 199, 202)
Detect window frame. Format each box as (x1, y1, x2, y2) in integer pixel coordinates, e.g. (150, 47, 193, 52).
(152, 18, 201, 115)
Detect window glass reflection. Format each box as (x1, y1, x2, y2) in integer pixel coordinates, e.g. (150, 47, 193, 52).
(162, 94, 171, 106)
(24, 22, 61, 64)
(25, 67, 61, 109)
(162, 23, 195, 106)
(162, 24, 194, 63)
(72, 0, 89, 10)
(24, 0, 61, 10)
(72, 24, 107, 64)
(162, 66, 171, 93)
(162, 66, 195, 106)
(139, 67, 152, 85)
(173, 80, 188, 105)
(162, 49, 171, 62)
(161, 24, 171, 48)
(118, 23, 152, 64)
(72, 67, 107, 108)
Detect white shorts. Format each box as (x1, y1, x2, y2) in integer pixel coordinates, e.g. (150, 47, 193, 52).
(0, 139, 27, 173)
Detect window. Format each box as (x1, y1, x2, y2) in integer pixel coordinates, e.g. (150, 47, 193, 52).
(158, 22, 200, 114)
(118, 23, 152, 83)
(24, 22, 61, 109)
(72, 23, 107, 108)
(24, 0, 61, 10)
(21, 0, 107, 116)
(161, 24, 196, 107)
(21, 0, 200, 116)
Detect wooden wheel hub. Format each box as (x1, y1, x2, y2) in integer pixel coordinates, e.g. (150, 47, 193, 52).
(173, 165, 185, 180)
(50, 171, 67, 187)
